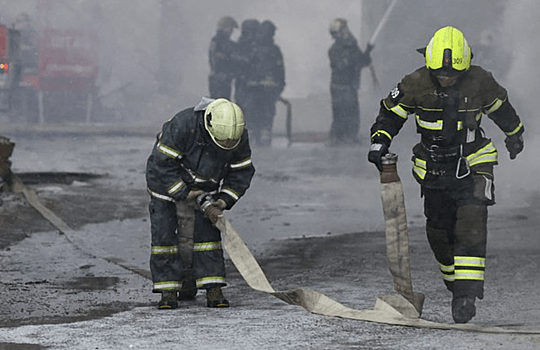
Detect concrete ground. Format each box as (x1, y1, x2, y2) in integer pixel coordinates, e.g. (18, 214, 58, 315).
(0, 127, 539, 349)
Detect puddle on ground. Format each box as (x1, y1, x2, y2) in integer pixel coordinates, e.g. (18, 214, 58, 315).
(64, 276, 120, 290)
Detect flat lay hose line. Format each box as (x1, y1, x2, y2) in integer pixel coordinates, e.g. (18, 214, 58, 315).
(12, 174, 540, 334)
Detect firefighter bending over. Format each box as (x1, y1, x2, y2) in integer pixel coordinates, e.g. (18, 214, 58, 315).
(368, 26, 524, 323)
(146, 97, 255, 309)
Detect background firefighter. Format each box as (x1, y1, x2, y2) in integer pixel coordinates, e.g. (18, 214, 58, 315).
(328, 18, 373, 146)
(240, 20, 285, 147)
(368, 26, 524, 324)
(234, 19, 260, 110)
(145, 97, 255, 309)
(208, 16, 241, 100)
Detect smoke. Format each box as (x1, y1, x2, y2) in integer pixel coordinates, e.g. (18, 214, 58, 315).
(503, 0, 539, 137)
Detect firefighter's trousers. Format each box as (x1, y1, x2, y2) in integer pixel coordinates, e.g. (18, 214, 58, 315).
(149, 197, 226, 293)
(422, 173, 494, 299)
(329, 83, 360, 144)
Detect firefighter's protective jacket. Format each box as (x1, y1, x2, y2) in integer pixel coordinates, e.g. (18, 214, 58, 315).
(370, 66, 523, 186)
(209, 31, 240, 82)
(329, 35, 371, 88)
(146, 100, 255, 209)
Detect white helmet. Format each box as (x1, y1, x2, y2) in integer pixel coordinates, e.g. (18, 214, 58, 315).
(204, 98, 245, 150)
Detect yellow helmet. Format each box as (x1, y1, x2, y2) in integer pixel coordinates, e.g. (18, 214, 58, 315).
(204, 98, 245, 150)
(425, 26, 472, 73)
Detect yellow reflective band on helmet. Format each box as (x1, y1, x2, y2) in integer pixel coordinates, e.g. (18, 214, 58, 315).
(466, 142, 498, 167)
(413, 158, 427, 180)
(505, 122, 523, 136)
(152, 245, 178, 255)
(230, 157, 252, 170)
(425, 26, 471, 71)
(153, 281, 181, 290)
(196, 276, 225, 288)
(194, 241, 222, 252)
(454, 269, 485, 281)
(157, 141, 182, 159)
(371, 130, 393, 141)
(455, 256, 485, 267)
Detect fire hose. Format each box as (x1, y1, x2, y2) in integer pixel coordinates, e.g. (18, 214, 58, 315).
(10, 174, 540, 334)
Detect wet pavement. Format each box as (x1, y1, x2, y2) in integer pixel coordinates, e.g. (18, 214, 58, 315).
(0, 128, 539, 349)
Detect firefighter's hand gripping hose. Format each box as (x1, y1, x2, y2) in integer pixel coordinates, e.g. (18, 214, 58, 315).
(11, 174, 540, 334)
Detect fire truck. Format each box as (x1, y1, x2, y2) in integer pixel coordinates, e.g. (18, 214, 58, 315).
(0, 24, 22, 113)
(14, 26, 99, 124)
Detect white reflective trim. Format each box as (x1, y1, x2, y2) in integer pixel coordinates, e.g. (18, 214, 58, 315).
(466, 142, 498, 166)
(413, 165, 426, 180)
(484, 175, 493, 201)
(196, 276, 226, 288)
(485, 98, 503, 114)
(416, 115, 442, 130)
(152, 245, 178, 255)
(147, 188, 174, 202)
(194, 176, 218, 184)
(153, 281, 181, 290)
(231, 158, 252, 169)
(468, 153, 497, 167)
(390, 105, 409, 119)
(371, 130, 393, 141)
(221, 188, 239, 201)
(466, 128, 476, 143)
(167, 180, 186, 195)
(455, 269, 485, 281)
(413, 158, 427, 179)
(506, 122, 523, 136)
(454, 256, 486, 267)
(194, 241, 222, 252)
(442, 274, 455, 282)
(157, 141, 182, 159)
(439, 263, 454, 273)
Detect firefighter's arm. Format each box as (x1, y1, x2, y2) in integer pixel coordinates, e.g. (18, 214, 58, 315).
(485, 98, 524, 159)
(368, 85, 410, 171)
(152, 116, 197, 200)
(216, 133, 255, 209)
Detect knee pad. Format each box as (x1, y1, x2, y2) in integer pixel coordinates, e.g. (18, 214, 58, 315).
(455, 204, 487, 248)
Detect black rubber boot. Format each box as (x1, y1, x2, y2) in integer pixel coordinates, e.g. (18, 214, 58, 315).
(206, 286, 229, 308)
(452, 295, 476, 323)
(177, 278, 197, 301)
(157, 291, 178, 309)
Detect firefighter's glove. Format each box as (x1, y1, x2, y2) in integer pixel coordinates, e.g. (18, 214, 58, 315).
(196, 192, 215, 212)
(504, 133, 524, 160)
(186, 189, 204, 202)
(365, 43, 375, 55)
(368, 143, 389, 172)
(204, 199, 227, 224)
